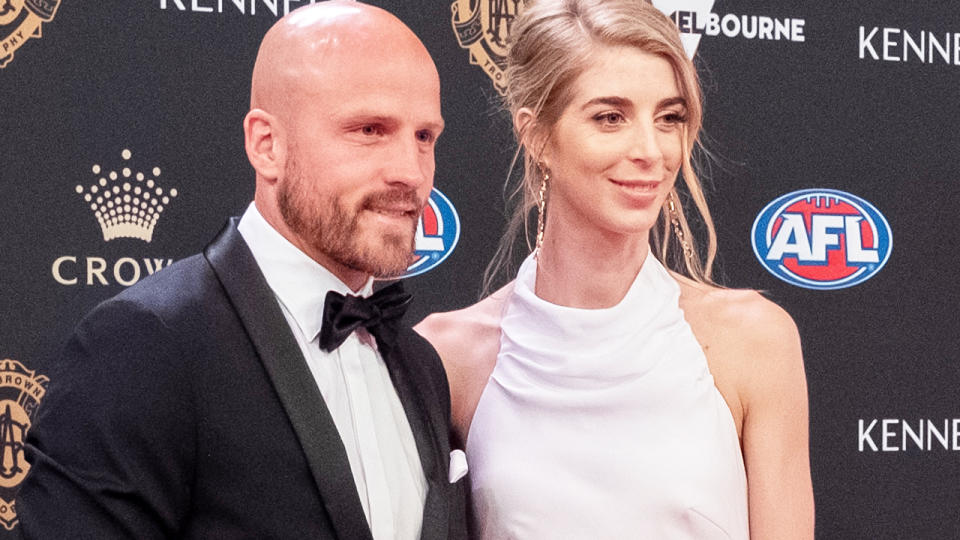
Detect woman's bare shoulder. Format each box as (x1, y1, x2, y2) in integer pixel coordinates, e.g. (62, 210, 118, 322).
(675, 276, 800, 353)
(416, 283, 514, 441)
(675, 276, 805, 413)
(414, 281, 513, 370)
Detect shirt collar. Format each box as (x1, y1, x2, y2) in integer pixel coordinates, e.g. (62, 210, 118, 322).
(237, 202, 374, 342)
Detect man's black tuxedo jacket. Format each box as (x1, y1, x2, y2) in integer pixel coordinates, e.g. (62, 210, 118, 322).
(19, 219, 468, 539)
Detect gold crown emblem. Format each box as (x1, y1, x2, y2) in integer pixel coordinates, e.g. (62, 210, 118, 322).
(0, 0, 61, 68)
(450, 0, 526, 95)
(75, 149, 178, 243)
(0, 357, 48, 531)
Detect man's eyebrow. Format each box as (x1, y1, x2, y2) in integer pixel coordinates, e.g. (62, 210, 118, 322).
(337, 114, 396, 125)
(423, 119, 445, 133)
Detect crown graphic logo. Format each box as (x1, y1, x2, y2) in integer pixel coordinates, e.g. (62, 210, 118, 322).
(75, 149, 178, 243)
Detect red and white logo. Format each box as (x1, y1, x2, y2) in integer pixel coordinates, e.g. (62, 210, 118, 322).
(751, 189, 892, 290)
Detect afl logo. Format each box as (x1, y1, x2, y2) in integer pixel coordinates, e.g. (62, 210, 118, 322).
(399, 188, 460, 279)
(751, 189, 892, 290)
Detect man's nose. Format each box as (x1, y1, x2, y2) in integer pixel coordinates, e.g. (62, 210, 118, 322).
(385, 134, 431, 187)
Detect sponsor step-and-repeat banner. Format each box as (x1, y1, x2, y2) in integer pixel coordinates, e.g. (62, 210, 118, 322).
(1, 0, 958, 537)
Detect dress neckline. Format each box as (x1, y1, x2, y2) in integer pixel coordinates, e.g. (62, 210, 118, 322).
(499, 251, 688, 382)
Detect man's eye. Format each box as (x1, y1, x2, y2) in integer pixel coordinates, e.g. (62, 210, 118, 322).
(416, 130, 436, 143)
(360, 125, 383, 136)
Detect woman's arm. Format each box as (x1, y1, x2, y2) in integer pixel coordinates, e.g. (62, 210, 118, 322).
(738, 298, 815, 539)
(680, 280, 815, 539)
(415, 287, 509, 446)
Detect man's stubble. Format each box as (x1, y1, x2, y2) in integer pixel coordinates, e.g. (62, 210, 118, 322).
(277, 159, 422, 279)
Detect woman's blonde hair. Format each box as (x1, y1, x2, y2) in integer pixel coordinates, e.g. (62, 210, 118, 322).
(483, 0, 717, 293)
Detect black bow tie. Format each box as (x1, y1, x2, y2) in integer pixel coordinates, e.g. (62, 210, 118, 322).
(318, 281, 412, 354)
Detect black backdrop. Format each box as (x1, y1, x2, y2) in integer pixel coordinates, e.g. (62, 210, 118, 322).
(1, 1, 959, 537)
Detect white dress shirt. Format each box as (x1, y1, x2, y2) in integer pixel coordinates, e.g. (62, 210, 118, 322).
(237, 203, 426, 540)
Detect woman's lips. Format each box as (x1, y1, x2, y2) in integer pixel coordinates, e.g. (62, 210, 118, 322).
(610, 179, 660, 190)
(610, 179, 661, 205)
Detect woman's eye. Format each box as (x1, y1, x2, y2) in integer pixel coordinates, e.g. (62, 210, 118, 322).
(661, 111, 688, 124)
(595, 112, 625, 126)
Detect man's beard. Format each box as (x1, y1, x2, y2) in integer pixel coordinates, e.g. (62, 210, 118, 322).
(277, 171, 422, 279)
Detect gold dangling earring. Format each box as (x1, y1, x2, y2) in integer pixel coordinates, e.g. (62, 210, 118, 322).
(534, 169, 548, 260)
(667, 192, 693, 262)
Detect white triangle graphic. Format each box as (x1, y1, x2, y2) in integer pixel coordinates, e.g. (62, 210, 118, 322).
(651, 0, 716, 58)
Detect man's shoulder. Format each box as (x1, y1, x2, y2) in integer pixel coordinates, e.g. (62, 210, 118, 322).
(109, 224, 252, 316)
(114, 251, 213, 303)
(57, 241, 262, 386)
(111, 217, 251, 308)
(74, 249, 234, 352)
(75, 253, 204, 330)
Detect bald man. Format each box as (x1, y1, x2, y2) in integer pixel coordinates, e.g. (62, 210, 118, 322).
(18, 2, 468, 539)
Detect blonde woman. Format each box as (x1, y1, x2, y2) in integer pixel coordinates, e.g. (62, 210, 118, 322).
(417, 0, 814, 538)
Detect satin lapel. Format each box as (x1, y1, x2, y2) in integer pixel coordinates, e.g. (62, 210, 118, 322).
(379, 335, 449, 540)
(204, 219, 373, 540)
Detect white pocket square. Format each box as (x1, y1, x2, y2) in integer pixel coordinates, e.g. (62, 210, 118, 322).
(448, 449, 468, 483)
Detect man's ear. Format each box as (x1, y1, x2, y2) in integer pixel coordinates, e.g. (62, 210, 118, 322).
(514, 107, 550, 168)
(244, 108, 286, 182)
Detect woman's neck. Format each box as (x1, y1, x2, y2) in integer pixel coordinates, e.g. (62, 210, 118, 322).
(534, 214, 650, 309)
